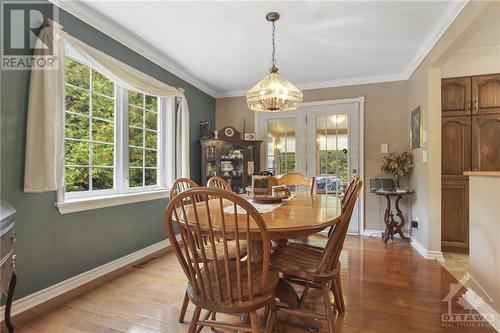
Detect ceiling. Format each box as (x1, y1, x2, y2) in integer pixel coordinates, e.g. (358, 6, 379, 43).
(58, 1, 467, 97)
(460, 7, 500, 50)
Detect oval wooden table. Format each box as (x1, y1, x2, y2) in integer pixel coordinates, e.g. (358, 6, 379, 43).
(178, 192, 342, 330)
(179, 192, 342, 239)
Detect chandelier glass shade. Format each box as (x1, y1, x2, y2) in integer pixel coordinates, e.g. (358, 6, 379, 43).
(246, 12, 303, 112)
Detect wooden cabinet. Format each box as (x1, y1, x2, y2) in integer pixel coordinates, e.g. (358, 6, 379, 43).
(441, 73, 499, 250)
(472, 74, 500, 115)
(441, 176, 469, 248)
(472, 114, 500, 171)
(442, 116, 471, 175)
(441, 77, 471, 116)
(200, 139, 262, 193)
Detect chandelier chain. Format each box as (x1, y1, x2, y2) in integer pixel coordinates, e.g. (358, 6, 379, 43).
(271, 21, 276, 70)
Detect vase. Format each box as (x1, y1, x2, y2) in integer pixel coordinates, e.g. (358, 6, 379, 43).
(394, 175, 400, 189)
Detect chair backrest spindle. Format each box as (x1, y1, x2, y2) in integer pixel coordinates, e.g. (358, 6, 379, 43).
(207, 176, 232, 192)
(164, 187, 271, 307)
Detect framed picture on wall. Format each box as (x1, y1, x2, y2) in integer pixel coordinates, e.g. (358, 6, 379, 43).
(410, 106, 423, 149)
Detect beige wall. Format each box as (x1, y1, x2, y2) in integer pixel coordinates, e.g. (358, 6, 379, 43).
(216, 81, 409, 232)
(216, 0, 499, 250)
(442, 45, 500, 78)
(405, 0, 496, 253)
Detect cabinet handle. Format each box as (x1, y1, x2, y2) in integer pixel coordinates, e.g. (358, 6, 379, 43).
(473, 100, 478, 111)
(467, 100, 471, 110)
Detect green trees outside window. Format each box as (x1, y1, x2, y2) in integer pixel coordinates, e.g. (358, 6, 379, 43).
(64, 57, 159, 193)
(65, 57, 115, 192)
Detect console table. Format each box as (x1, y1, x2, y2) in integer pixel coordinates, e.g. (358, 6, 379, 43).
(371, 190, 414, 244)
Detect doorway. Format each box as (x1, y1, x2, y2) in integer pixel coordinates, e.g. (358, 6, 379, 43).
(256, 98, 364, 234)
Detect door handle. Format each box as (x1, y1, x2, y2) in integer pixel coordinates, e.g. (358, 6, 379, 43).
(352, 169, 357, 174)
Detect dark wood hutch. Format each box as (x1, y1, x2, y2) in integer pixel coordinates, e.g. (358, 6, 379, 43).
(200, 139, 262, 193)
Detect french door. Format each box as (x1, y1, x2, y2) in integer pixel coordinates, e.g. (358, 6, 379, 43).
(256, 98, 364, 233)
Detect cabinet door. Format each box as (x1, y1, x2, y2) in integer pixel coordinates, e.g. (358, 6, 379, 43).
(472, 114, 500, 171)
(442, 77, 471, 116)
(441, 176, 469, 248)
(442, 116, 471, 175)
(472, 74, 500, 115)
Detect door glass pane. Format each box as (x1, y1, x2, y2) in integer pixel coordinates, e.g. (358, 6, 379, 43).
(267, 118, 296, 175)
(315, 114, 349, 193)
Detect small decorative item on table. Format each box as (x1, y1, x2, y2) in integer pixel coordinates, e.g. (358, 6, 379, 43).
(381, 151, 413, 189)
(249, 175, 290, 203)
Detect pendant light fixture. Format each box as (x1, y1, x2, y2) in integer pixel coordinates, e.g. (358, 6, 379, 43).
(246, 12, 303, 112)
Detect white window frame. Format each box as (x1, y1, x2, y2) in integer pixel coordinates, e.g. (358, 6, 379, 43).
(56, 53, 174, 214)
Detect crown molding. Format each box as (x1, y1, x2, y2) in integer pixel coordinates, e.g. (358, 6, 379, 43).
(51, 0, 467, 99)
(217, 72, 407, 98)
(403, 0, 468, 78)
(50, 0, 219, 97)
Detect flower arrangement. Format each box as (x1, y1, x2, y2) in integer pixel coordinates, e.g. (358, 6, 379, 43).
(381, 152, 413, 188)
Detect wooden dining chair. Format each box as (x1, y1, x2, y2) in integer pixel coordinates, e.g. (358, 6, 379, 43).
(170, 177, 247, 324)
(327, 176, 360, 237)
(207, 176, 233, 192)
(277, 172, 316, 195)
(165, 187, 280, 333)
(171, 178, 199, 197)
(270, 181, 363, 333)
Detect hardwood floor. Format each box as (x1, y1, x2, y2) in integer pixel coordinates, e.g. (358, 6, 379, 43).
(4, 236, 495, 333)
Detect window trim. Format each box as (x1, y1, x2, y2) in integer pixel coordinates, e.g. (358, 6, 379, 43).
(57, 54, 174, 213)
(56, 189, 170, 214)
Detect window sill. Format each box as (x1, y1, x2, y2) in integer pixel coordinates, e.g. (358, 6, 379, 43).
(56, 190, 170, 214)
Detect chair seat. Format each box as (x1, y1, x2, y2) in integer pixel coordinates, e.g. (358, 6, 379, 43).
(271, 243, 339, 281)
(193, 240, 247, 261)
(188, 260, 280, 313)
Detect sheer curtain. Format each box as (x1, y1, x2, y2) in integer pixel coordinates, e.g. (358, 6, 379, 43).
(24, 22, 190, 192)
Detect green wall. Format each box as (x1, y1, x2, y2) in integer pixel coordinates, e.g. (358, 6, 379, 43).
(0, 6, 215, 299)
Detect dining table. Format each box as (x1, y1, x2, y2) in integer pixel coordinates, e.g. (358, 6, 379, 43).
(179, 192, 343, 329)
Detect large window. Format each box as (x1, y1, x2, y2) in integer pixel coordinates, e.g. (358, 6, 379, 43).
(63, 56, 168, 199)
(128, 92, 159, 188)
(64, 58, 116, 192)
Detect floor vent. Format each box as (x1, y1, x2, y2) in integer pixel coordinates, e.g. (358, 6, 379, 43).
(133, 256, 159, 268)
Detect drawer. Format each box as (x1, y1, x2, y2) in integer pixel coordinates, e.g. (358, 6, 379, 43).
(0, 222, 15, 259)
(0, 254, 14, 293)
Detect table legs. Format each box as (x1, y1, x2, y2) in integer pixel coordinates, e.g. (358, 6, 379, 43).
(394, 195, 410, 242)
(382, 195, 410, 243)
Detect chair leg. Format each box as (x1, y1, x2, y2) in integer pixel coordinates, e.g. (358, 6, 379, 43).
(331, 278, 342, 314)
(250, 311, 262, 333)
(271, 299, 280, 333)
(331, 275, 345, 313)
(322, 283, 335, 333)
(188, 306, 202, 333)
(336, 275, 346, 313)
(179, 289, 190, 323)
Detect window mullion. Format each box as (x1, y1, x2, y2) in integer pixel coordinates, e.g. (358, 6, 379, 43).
(121, 88, 130, 193)
(114, 86, 123, 194)
(88, 69, 93, 191)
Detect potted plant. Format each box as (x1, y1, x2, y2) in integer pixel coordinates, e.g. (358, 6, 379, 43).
(381, 152, 413, 189)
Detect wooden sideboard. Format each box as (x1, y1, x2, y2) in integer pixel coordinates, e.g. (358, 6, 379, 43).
(1, 200, 16, 333)
(441, 73, 500, 249)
